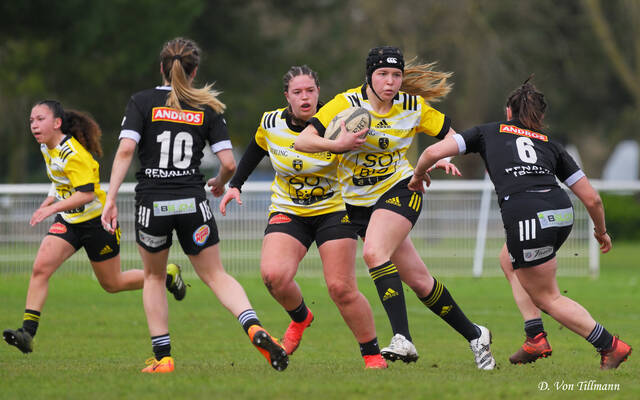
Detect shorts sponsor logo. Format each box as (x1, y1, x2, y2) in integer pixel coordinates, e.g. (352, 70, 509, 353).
(523, 246, 554, 262)
(499, 124, 548, 142)
(385, 196, 401, 207)
(99, 245, 113, 255)
(341, 214, 351, 224)
(537, 207, 574, 229)
(138, 230, 167, 248)
(49, 222, 67, 234)
(269, 214, 291, 225)
(151, 107, 204, 125)
(153, 198, 196, 216)
(193, 224, 210, 246)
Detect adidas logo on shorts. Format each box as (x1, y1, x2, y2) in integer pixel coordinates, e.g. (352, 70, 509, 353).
(385, 196, 401, 207)
(99, 245, 113, 255)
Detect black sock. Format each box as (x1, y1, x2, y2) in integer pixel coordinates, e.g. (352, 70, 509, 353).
(524, 318, 545, 338)
(238, 309, 261, 334)
(419, 278, 480, 341)
(586, 323, 614, 351)
(22, 309, 40, 337)
(359, 337, 381, 357)
(369, 261, 411, 342)
(287, 300, 309, 323)
(151, 333, 171, 361)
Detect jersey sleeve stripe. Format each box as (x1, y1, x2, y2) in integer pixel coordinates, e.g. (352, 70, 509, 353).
(564, 170, 585, 187)
(436, 116, 451, 140)
(309, 117, 326, 137)
(119, 129, 141, 143)
(210, 140, 232, 153)
(453, 133, 467, 154)
(75, 183, 95, 192)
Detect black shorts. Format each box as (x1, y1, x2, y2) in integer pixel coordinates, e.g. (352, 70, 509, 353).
(135, 193, 219, 255)
(500, 188, 573, 269)
(346, 177, 423, 238)
(46, 214, 120, 262)
(264, 210, 358, 249)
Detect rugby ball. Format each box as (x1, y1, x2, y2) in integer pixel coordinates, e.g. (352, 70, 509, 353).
(325, 107, 371, 140)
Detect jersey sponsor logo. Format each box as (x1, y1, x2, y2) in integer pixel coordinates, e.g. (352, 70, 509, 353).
(144, 168, 196, 178)
(375, 119, 391, 129)
(293, 159, 303, 171)
(151, 107, 204, 125)
(268, 213, 291, 225)
(99, 245, 113, 255)
(378, 137, 389, 149)
(537, 207, 574, 229)
(382, 288, 399, 301)
(193, 224, 210, 246)
(499, 124, 548, 142)
(49, 222, 67, 234)
(153, 198, 196, 216)
(138, 230, 167, 248)
(523, 245, 554, 262)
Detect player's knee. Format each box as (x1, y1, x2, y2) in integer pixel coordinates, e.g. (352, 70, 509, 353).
(326, 280, 357, 305)
(261, 268, 287, 293)
(98, 279, 120, 293)
(31, 261, 56, 280)
(362, 246, 386, 268)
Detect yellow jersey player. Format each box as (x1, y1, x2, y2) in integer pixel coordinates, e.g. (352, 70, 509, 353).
(220, 65, 387, 369)
(3, 100, 186, 355)
(295, 46, 496, 370)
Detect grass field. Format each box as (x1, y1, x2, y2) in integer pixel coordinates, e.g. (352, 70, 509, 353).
(1, 242, 638, 400)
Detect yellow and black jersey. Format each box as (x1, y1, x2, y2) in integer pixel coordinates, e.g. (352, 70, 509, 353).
(234, 107, 344, 217)
(309, 84, 451, 206)
(40, 135, 105, 223)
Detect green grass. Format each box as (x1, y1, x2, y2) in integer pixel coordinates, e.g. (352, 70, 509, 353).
(0, 242, 638, 399)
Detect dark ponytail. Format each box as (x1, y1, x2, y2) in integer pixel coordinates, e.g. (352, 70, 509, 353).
(35, 100, 103, 157)
(506, 75, 547, 131)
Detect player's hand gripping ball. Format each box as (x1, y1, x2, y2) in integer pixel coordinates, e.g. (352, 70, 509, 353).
(325, 107, 371, 140)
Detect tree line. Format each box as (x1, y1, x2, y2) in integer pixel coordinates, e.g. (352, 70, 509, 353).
(1, 0, 637, 183)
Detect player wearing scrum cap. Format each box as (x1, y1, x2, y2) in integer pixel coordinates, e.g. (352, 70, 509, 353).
(219, 65, 386, 369)
(295, 46, 496, 370)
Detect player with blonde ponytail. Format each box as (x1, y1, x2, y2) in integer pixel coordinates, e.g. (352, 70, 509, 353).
(295, 46, 496, 370)
(103, 37, 288, 373)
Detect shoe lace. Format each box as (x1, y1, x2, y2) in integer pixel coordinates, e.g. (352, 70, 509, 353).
(144, 357, 159, 367)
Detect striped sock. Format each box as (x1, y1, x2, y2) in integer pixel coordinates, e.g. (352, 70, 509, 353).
(524, 318, 545, 338)
(22, 309, 41, 337)
(370, 261, 411, 341)
(238, 309, 261, 334)
(151, 333, 171, 361)
(419, 278, 480, 341)
(586, 322, 614, 351)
